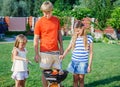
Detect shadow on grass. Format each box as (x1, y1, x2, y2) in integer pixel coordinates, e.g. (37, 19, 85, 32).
(5, 76, 120, 87)
(6, 84, 14, 87)
(85, 75, 120, 87)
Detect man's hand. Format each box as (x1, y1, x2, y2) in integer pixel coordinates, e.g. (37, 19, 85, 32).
(34, 54, 40, 63)
(59, 55, 64, 60)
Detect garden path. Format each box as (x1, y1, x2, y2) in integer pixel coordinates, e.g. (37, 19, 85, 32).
(0, 37, 33, 44)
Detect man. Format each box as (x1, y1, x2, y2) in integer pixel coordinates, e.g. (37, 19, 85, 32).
(34, 1, 64, 87)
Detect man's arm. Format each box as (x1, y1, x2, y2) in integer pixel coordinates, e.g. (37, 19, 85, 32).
(58, 30, 64, 55)
(34, 35, 40, 63)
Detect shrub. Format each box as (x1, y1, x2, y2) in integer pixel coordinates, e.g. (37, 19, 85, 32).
(107, 7, 120, 30)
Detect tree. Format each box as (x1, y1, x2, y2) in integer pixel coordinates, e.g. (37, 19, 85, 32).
(86, 0, 113, 30)
(33, 0, 43, 17)
(70, 7, 92, 20)
(54, 0, 75, 11)
(0, 0, 3, 16)
(1, 0, 12, 16)
(107, 7, 120, 39)
(25, 0, 34, 16)
(107, 7, 120, 30)
(1, 0, 30, 17)
(17, 0, 28, 17)
(112, 0, 120, 6)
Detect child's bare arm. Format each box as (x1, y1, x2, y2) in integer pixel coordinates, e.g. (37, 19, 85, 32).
(88, 42, 93, 72)
(59, 43, 72, 60)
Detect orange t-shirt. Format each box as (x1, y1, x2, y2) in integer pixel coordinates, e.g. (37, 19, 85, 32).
(34, 16, 60, 52)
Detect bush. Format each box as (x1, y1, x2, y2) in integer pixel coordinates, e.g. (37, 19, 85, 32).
(107, 7, 120, 30)
(93, 38, 102, 43)
(70, 7, 92, 20)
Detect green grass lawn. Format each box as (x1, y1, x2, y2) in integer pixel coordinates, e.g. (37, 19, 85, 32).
(0, 40, 120, 87)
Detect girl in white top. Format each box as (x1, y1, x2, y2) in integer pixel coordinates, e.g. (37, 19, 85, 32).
(11, 34, 29, 87)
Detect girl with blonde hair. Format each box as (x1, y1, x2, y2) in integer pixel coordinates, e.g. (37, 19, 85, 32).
(59, 20, 93, 87)
(11, 34, 29, 87)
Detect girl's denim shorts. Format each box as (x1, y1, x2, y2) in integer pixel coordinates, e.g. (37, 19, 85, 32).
(67, 60, 88, 74)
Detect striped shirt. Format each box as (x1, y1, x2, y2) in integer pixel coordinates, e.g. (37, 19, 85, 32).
(71, 35, 93, 62)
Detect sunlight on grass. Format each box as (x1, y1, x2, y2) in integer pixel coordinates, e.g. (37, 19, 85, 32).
(0, 41, 120, 87)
